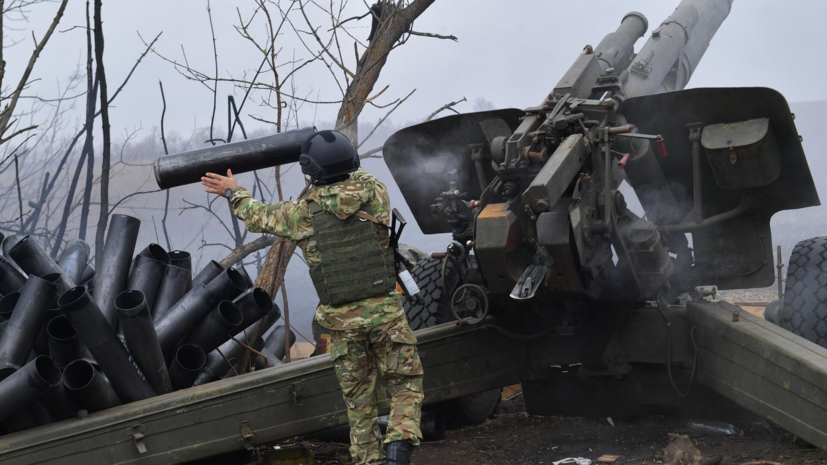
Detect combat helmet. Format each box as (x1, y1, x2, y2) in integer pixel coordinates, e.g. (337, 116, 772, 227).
(300, 130, 360, 184)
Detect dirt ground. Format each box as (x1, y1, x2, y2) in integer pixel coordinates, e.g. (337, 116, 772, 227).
(299, 395, 827, 465)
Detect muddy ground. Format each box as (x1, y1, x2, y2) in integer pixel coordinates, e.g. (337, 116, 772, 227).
(296, 395, 826, 465)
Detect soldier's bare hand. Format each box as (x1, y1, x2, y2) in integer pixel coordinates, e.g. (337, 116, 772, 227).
(201, 169, 238, 195)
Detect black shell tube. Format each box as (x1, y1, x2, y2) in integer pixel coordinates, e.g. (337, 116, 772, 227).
(265, 325, 297, 362)
(186, 301, 243, 354)
(168, 250, 191, 271)
(154, 284, 216, 355)
(168, 251, 192, 292)
(0, 356, 62, 422)
(153, 127, 316, 190)
(137, 243, 171, 265)
(57, 239, 91, 286)
(0, 257, 26, 295)
(194, 307, 281, 386)
(234, 288, 278, 330)
(255, 346, 285, 370)
(8, 236, 74, 294)
(192, 260, 223, 289)
(38, 383, 83, 421)
(35, 302, 63, 356)
(116, 290, 172, 395)
(0, 292, 19, 321)
(47, 315, 83, 368)
(0, 274, 59, 379)
(168, 344, 206, 390)
(58, 287, 155, 403)
(93, 214, 141, 329)
(155, 268, 248, 354)
(153, 264, 191, 321)
(1, 234, 24, 265)
(223, 337, 266, 379)
(236, 266, 254, 289)
(79, 265, 95, 286)
(126, 254, 166, 313)
(63, 359, 121, 412)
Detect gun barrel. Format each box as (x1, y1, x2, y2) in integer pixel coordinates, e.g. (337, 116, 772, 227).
(153, 127, 317, 190)
(594, 11, 649, 72)
(622, 0, 733, 98)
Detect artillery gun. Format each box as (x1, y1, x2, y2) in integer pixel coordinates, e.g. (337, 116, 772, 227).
(385, 0, 826, 430)
(3, 1, 827, 463)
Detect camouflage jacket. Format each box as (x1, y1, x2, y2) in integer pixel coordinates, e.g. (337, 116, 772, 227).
(229, 168, 404, 330)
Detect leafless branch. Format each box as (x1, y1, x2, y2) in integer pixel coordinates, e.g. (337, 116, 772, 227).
(426, 96, 466, 121)
(358, 145, 383, 159)
(408, 30, 457, 41)
(159, 80, 172, 250)
(0, 0, 69, 145)
(357, 87, 415, 149)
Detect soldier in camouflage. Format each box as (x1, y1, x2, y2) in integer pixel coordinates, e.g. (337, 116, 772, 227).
(201, 130, 423, 465)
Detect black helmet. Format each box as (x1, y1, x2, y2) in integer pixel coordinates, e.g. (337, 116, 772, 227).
(300, 130, 360, 184)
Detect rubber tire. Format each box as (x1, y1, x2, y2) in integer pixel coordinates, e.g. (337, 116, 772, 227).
(403, 257, 501, 428)
(780, 237, 827, 348)
(404, 257, 453, 330)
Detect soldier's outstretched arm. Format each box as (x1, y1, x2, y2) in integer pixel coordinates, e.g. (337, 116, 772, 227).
(201, 170, 312, 241)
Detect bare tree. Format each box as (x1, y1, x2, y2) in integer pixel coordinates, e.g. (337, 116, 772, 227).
(92, 0, 112, 272)
(144, 0, 452, 368)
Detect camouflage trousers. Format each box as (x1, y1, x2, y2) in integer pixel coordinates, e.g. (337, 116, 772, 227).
(330, 316, 424, 465)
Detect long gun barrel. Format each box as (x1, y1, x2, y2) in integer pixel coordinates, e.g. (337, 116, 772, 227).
(622, 0, 733, 98)
(153, 127, 316, 190)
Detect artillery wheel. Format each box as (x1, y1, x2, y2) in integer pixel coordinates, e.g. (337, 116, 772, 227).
(403, 256, 501, 428)
(404, 257, 454, 330)
(780, 237, 827, 349)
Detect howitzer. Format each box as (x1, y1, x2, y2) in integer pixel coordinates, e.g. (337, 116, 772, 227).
(385, 0, 817, 307)
(385, 0, 825, 442)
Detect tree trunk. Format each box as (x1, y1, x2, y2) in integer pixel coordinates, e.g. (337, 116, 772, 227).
(93, 0, 112, 272)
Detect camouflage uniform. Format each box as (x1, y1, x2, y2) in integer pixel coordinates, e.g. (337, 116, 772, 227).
(230, 168, 424, 464)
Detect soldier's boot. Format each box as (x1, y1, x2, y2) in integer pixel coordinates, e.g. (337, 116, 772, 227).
(385, 441, 413, 465)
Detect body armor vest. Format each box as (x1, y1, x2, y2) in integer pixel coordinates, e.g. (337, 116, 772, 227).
(307, 201, 397, 306)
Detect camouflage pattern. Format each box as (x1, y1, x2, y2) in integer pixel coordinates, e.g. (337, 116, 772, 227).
(330, 316, 424, 464)
(229, 168, 404, 330)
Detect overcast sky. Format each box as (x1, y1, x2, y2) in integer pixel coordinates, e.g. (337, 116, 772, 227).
(5, 0, 826, 139)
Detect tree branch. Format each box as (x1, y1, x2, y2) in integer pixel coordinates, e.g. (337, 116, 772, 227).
(408, 30, 457, 41)
(0, 0, 69, 144)
(425, 96, 466, 121)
